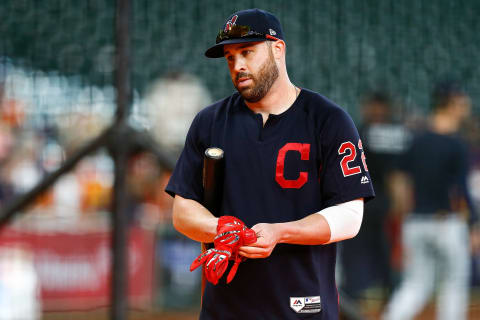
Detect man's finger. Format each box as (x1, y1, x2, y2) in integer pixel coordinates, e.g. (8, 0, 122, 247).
(238, 252, 267, 259)
(239, 246, 266, 255)
(238, 245, 263, 252)
(239, 239, 265, 248)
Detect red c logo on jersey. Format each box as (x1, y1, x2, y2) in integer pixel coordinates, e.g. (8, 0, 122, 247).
(275, 143, 310, 189)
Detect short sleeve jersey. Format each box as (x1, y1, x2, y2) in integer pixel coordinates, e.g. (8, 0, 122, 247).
(401, 129, 477, 222)
(166, 89, 375, 320)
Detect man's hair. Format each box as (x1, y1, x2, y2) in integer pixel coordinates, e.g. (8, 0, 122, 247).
(431, 79, 465, 111)
(266, 41, 274, 56)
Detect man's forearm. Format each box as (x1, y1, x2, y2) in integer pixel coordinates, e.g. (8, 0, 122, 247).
(172, 195, 219, 243)
(275, 214, 332, 245)
(277, 198, 364, 245)
(237, 215, 331, 259)
(239, 199, 364, 259)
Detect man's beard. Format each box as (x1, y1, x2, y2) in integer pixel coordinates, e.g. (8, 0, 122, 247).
(234, 50, 279, 103)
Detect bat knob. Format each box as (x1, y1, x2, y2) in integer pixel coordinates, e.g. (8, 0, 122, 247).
(205, 147, 224, 159)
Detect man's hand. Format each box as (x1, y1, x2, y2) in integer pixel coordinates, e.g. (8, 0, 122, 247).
(238, 223, 280, 259)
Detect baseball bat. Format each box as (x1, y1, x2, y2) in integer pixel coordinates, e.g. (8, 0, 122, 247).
(203, 147, 225, 214)
(201, 147, 225, 297)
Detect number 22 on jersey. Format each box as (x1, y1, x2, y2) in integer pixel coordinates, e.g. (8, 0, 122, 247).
(338, 140, 368, 177)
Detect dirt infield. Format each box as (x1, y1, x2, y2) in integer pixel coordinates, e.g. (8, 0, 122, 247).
(43, 305, 480, 320)
(43, 290, 480, 320)
(44, 310, 198, 320)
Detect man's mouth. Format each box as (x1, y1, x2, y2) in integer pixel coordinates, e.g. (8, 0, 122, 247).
(237, 77, 252, 87)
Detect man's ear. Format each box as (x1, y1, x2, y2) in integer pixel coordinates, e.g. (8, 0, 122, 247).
(270, 40, 285, 59)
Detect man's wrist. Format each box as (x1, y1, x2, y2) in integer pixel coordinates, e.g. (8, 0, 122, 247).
(204, 217, 219, 243)
(274, 223, 290, 244)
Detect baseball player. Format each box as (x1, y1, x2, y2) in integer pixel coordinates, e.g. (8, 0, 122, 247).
(382, 80, 479, 320)
(166, 8, 375, 319)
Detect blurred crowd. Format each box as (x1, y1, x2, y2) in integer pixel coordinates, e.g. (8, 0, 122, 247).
(0, 66, 213, 228)
(0, 64, 212, 319)
(0, 66, 113, 224)
(1, 60, 480, 319)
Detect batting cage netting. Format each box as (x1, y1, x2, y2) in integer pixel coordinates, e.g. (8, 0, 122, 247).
(0, 1, 479, 319)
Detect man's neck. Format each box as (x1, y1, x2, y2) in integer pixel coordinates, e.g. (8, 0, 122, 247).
(244, 76, 298, 124)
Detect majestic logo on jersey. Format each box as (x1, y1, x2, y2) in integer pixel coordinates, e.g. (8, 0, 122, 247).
(290, 296, 322, 313)
(224, 15, 238, 32)
(275, 143, 310, 189)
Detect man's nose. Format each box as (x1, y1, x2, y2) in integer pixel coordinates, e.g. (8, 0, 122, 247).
(232, 56, 246, 73)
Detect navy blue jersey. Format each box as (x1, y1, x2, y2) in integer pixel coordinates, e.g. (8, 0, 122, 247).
(401, 129, 478, 223)
(166, 89, 374, 319)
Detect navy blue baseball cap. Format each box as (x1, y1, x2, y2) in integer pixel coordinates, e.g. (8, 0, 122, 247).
(205, 8, 285, 58)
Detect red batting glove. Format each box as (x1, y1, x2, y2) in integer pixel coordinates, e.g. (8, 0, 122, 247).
(225, 227, 256, 283)
(190, 248, 231, 285)
(190, 216, 257, 285)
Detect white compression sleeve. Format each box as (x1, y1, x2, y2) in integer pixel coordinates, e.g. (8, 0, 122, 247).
(316, 199, 364, 244)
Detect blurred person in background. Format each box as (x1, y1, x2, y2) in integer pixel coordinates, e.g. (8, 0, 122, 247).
(127, 152, 167, 226)
(4, 131, 43, 196)
(382, 80, 480, 320)
(464, 115, 480, 286)
(0, 245, 41, 320)
(0, 64, 16, 207)
(144, 71, 211, 156)
(127, 71, 211, 225)
(0, 62, 25, 130)
(462, 114, 480, 210)
(0, 123, 14, 207)
(76, 156, 112, 215)
(340, 91, 409, 302)
(127, 72, 214, 307)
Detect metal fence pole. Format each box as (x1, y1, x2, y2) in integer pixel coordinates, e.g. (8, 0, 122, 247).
(111, 0, 132, 319)
(110, 126, 130, 320)
(114, 0, 132, 124)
